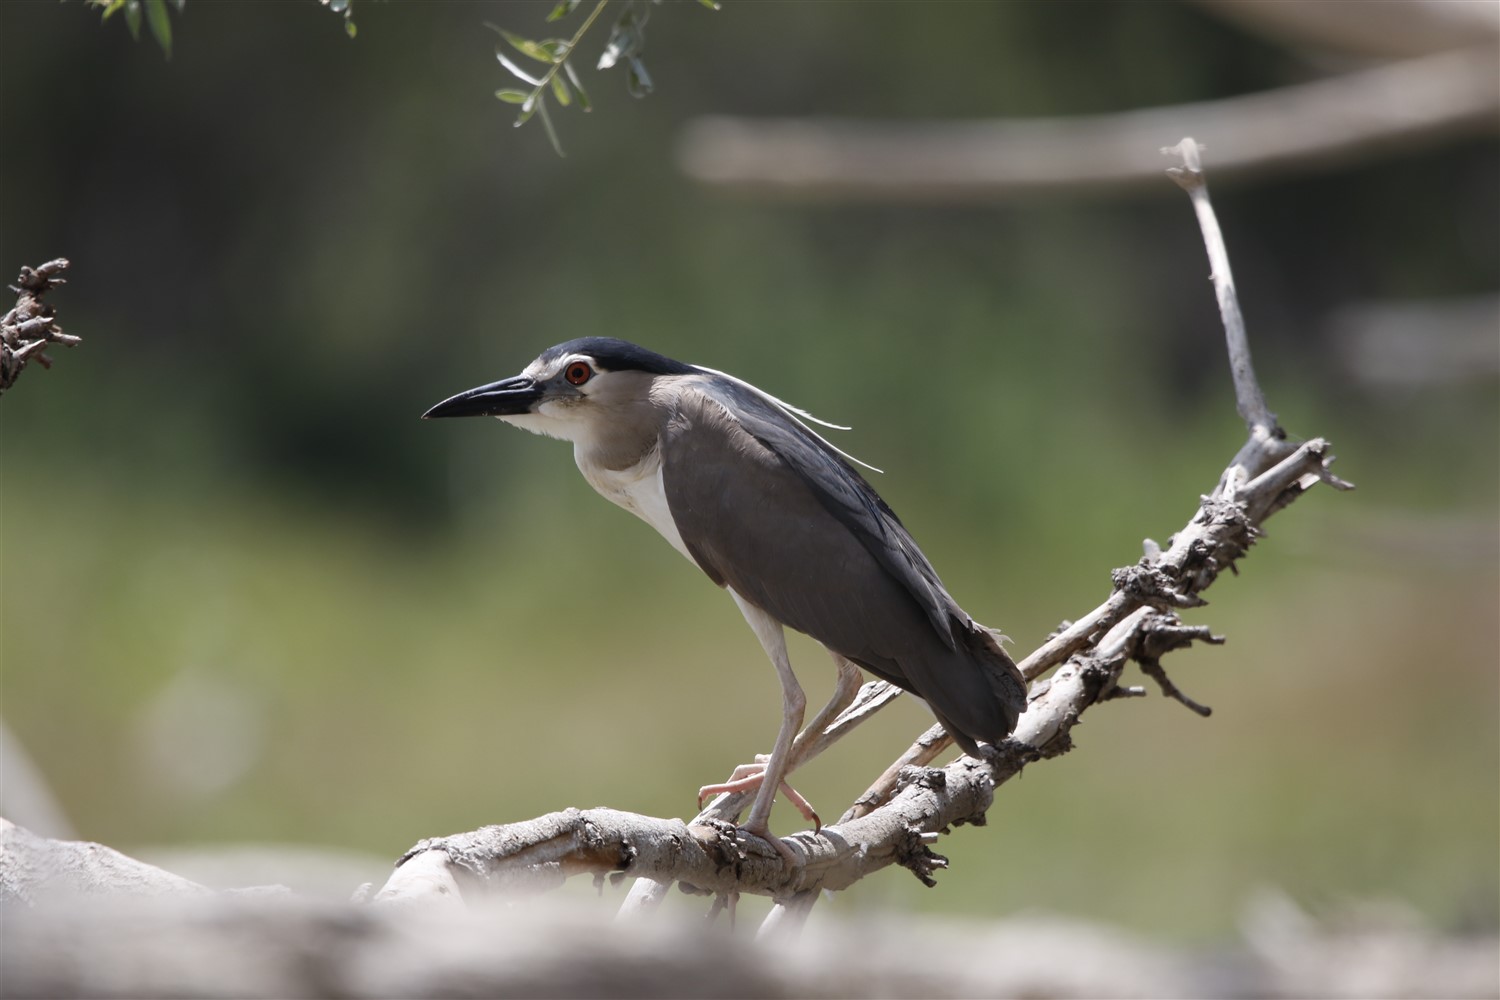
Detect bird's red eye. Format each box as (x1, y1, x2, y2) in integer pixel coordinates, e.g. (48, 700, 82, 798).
(564, 362, 593, 386)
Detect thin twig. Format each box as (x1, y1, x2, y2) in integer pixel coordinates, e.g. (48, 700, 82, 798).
(1164, 138, 1274, 436)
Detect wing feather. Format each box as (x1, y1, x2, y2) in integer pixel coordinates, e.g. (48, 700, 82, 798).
(687, 376, 958, 649)
(659, 374, 1025, 748)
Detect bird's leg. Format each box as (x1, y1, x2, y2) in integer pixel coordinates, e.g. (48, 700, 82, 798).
(743, 660, 804, 863)
(697, 651, 864, 830)
(787, 653, 863, 767)
(703, 593, 805, 865)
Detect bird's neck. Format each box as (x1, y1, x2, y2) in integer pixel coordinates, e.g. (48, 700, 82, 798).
(570, 406, 658, 475)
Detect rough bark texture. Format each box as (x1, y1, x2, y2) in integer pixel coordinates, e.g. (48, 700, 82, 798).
(0, 259, 77, 395)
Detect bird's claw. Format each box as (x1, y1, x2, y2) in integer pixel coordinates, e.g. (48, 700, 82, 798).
(697, 762, 821, 829)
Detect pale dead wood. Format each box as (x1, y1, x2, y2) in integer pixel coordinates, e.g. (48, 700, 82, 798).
(0, 818, 212, 903)
(1166, 138, 1272, 436)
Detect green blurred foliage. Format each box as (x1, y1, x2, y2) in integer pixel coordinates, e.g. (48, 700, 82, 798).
(1, 0, 1495, 940)
(90, 0, 185, 58)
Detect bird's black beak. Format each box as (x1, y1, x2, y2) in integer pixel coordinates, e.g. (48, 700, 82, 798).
(421, 375, 544, 419)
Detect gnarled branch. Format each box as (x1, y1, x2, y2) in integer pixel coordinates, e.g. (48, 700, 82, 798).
(1, 258, 77, 396)
(375, 141, 1352, 937)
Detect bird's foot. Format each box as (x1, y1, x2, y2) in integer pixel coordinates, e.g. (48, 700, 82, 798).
(739, 818, 801, 867)
(697, 756, 821, 830)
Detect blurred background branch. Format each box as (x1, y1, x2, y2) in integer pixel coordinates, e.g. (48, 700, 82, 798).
(678, 41, 1498, 200)
(1198, 0, 1500, 59)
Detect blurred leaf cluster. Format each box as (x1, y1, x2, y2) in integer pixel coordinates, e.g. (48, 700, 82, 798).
(319, 0, 358, 40)
(89, 0, 183, 58)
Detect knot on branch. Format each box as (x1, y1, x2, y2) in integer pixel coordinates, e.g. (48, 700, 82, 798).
(578, 815, 637, 874)
(1068, 651, 1130, 722)
(1111, 562, 1204, 610)
(1131, 494, 1260, 601)
(1135, 612, 1221, 717)
(985, 737, 1045, 784)
(1195, 495, 1258, 560)
(892, 765, 947, 798)
(2, 258, 77, 395)
(895, 825, 950, 888)
(692, 817, 750, 868)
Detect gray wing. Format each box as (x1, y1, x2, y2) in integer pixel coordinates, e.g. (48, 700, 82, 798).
(658, 375, 1024, 745)
(675, 375, 959, 647)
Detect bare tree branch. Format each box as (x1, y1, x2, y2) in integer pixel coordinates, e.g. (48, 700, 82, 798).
(1166, 138, 1272, 436)
(675, 46, 1498, 201)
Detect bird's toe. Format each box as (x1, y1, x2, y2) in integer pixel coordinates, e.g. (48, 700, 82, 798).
(697, 763, 769, 806)
(741, 820, 801, 867)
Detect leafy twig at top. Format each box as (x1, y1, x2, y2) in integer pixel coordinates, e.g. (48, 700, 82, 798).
(89, 0, 184, 59)
(490, 1, 609, 158)
(596, 1, 654, 98)
(492, 0, 721, 157)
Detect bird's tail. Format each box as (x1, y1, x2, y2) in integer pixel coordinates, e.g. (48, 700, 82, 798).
(929, 619, 1027, 758)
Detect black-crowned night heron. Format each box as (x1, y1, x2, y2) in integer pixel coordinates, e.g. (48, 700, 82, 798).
(424, 338, 1026, 861)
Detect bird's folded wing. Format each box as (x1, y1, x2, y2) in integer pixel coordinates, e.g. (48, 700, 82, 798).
(660, 376, 963, 653)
